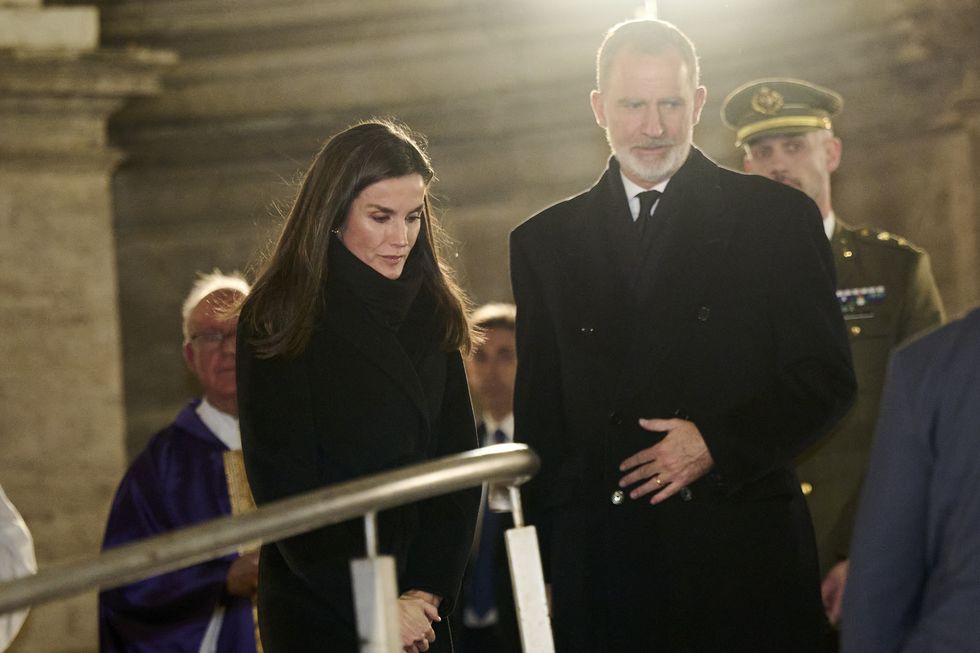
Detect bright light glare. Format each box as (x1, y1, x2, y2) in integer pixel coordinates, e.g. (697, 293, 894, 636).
(639, 1, 658, 18)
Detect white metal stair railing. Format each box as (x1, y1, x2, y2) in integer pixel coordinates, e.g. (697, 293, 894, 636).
(504, 485, 555, 653)
(0, 443, 553, 652)
(350, 511, 401, 653)
(351, 468, 557, 653)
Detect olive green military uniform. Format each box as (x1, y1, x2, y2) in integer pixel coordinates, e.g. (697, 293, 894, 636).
(796, 218, 944, 574)
(721, 78, 947, 575)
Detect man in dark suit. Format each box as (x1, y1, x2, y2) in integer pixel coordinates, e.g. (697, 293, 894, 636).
(458, 303, 520, 653)
(510, 19, 856, 652)
(842, 307, 980, 652)
(722, 79, 945, 623)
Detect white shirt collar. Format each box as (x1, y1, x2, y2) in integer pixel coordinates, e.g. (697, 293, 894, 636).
(196, 398, 241, 451)
(481, 413, 514, 445)
(620, 172, 671, 221)
(824, 211, 836, 241)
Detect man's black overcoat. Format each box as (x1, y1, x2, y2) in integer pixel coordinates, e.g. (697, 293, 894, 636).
(510, 148, 856, 652)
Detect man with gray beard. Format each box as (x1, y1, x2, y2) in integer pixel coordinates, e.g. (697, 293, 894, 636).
(509, 18, 856, 652)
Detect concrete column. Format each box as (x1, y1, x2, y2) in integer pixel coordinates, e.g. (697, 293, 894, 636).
(947, 65, 980, 315)
(0, 3, 173, 650)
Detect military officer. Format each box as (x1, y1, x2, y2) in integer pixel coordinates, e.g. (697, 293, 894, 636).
(721, 78, 945, 624)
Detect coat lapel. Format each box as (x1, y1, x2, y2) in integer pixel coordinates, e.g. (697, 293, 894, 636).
(562, 163, 637, 364)
(322, 283, 432, 427)
(617, 149, 736, 400)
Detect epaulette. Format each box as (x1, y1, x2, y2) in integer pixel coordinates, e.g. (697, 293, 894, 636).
(854, 227, 922, 252)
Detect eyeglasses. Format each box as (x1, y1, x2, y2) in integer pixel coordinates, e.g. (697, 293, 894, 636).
(189, 330, 236, 351)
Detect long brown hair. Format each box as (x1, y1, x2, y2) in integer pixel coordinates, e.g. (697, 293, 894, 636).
(242, 119, 473, 358)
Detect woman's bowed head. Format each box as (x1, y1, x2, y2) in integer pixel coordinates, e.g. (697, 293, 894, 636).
(241, 119, 473, 360)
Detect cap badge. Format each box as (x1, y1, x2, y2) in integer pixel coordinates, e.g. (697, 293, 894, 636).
(751, 86, 784, 116)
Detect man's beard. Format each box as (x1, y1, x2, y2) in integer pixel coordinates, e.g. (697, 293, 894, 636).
(608, 132, 692, 184)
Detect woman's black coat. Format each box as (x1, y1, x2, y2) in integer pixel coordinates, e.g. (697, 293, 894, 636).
(237, 280, 480, 652)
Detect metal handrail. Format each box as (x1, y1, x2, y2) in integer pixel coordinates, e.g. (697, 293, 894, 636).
(0, 443, 539, 615)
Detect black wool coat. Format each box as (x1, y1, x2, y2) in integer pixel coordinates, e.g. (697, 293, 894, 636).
(509, 148, 856, 652)
(237, 281, 480, 653)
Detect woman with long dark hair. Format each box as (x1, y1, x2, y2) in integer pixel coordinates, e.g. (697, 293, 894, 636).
(237, 120, 480, 652)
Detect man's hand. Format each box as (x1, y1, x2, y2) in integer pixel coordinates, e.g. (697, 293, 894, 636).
(821, 559, 849, 625)
(398, 590, 440, 652)
(225, 551, 259, 598)
(619, 418, 714, 504)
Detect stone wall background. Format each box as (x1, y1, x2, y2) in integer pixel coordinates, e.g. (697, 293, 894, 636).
(2, 0, 978, 650)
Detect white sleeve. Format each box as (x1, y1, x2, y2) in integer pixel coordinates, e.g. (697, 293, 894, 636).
(0, 484, 37, 652)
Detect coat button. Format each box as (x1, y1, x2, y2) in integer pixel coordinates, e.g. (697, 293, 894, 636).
(849, 325, 862, 336)
(697, 306, 711, 322)
(608, 411, 623, 426)
(800, 482, 813, 496)
(679, 487, 693, 502)
(611, 490, 624, 505)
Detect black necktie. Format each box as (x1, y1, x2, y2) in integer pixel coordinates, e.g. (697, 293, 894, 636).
(636, 189, 661, 224)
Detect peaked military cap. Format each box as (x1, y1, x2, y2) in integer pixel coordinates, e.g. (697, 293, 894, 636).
(721, 78, 843, 147)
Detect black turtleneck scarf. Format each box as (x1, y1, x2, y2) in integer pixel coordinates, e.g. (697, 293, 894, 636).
(327, 235, 424, 333)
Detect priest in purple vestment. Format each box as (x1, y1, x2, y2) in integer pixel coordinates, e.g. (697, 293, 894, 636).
(98, 271, 258, 653)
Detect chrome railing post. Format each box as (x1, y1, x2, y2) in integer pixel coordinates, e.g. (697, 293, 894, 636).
(507, 485, 525, 528)
(350, 511, 400, 653)
(503, 486, 555, 653)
